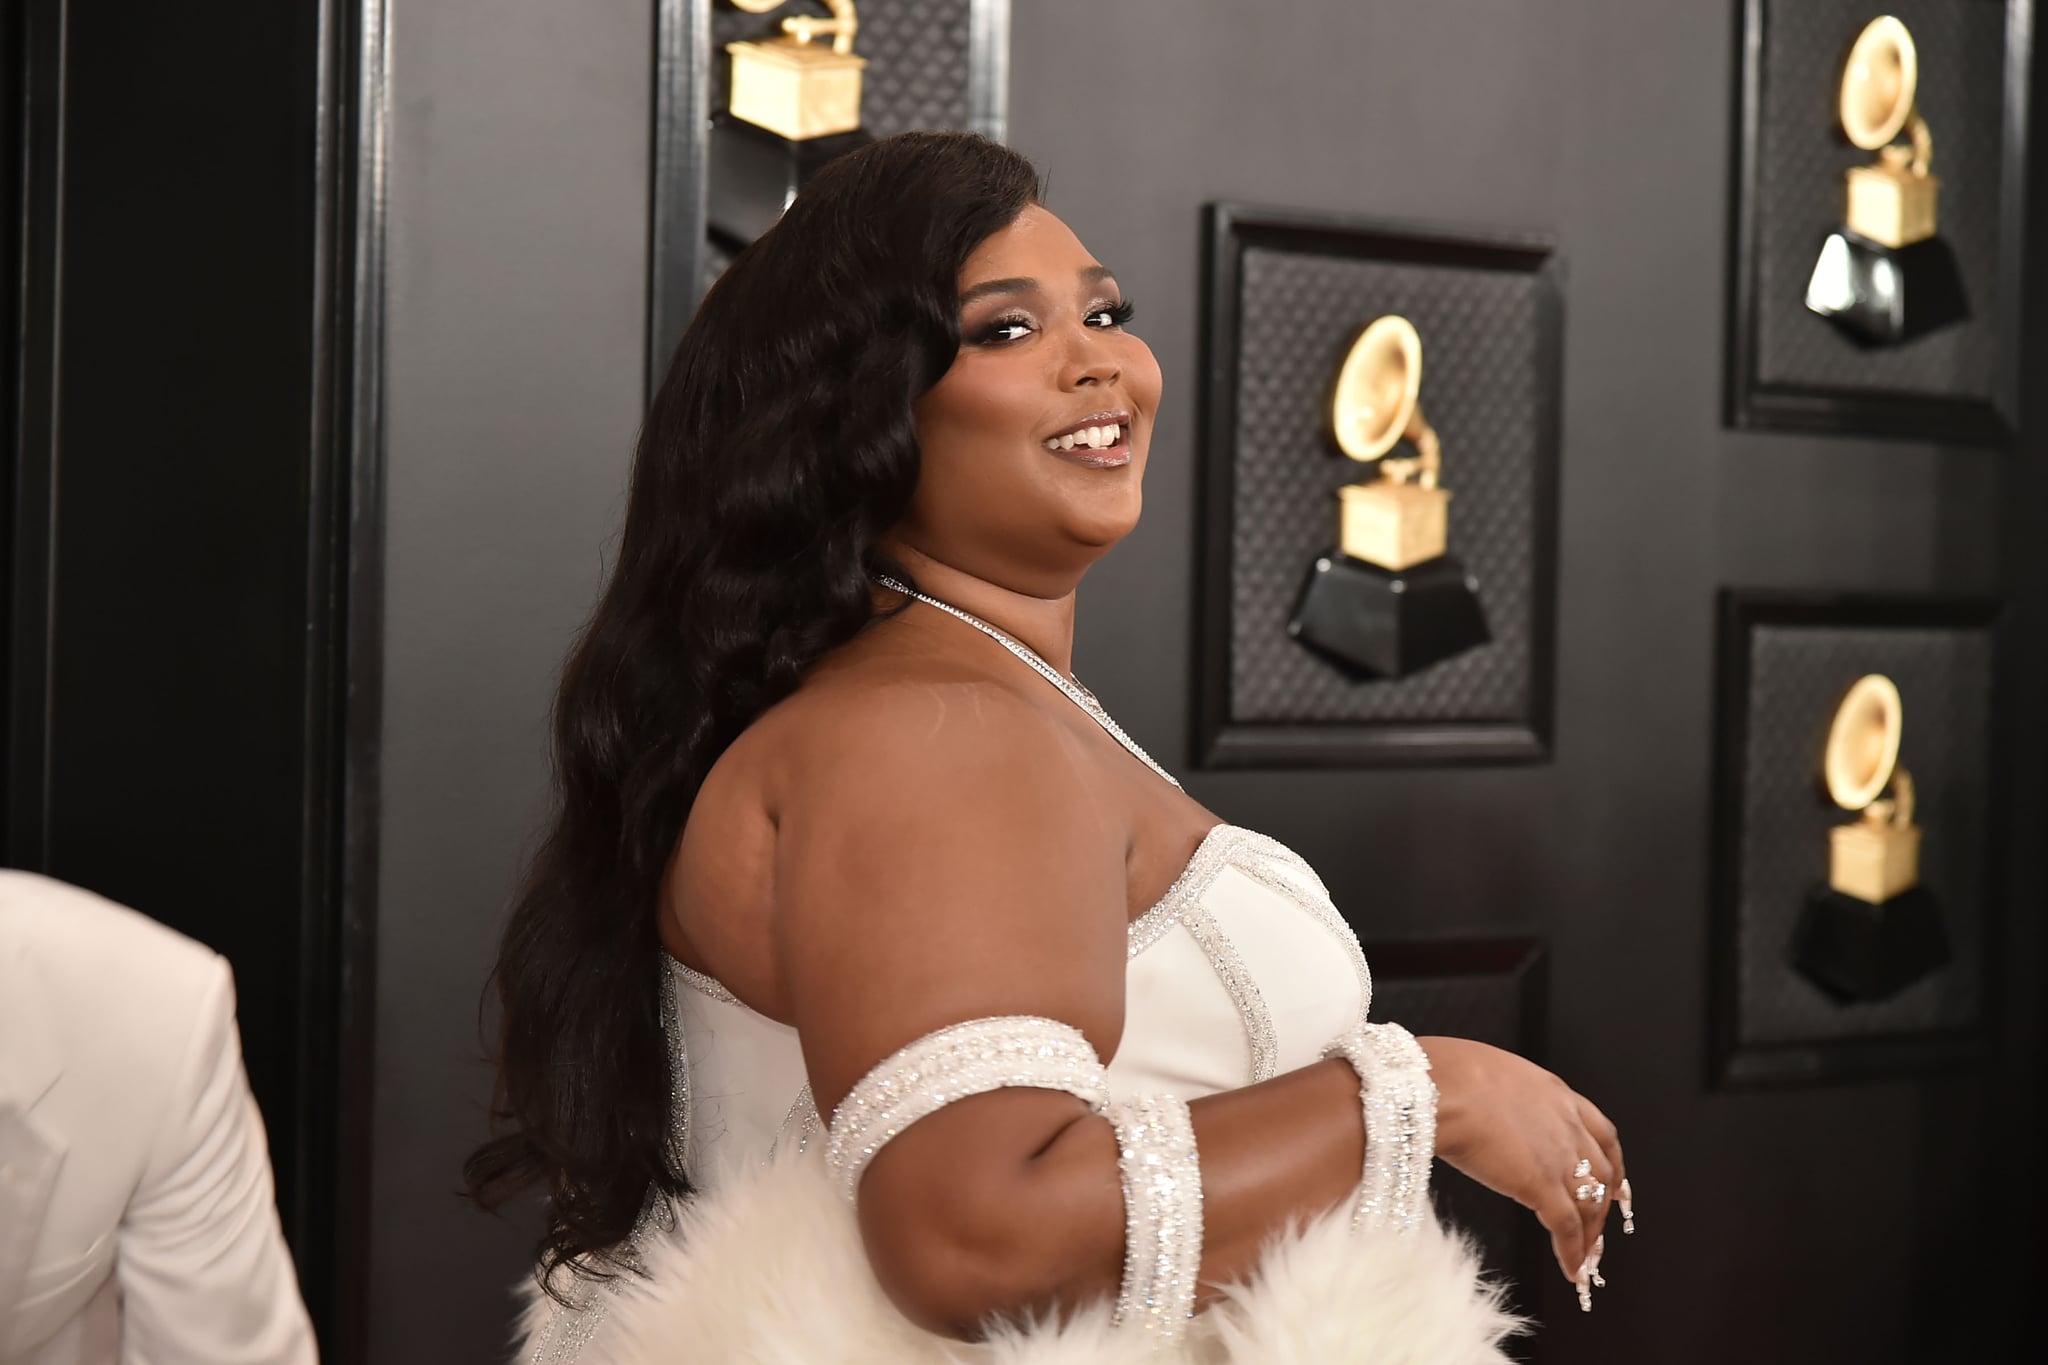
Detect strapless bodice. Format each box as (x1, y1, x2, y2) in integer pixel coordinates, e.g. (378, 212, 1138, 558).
(670, 824, 1372, 1188)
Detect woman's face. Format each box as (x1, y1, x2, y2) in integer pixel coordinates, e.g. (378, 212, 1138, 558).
(898, 204, 1164, 596)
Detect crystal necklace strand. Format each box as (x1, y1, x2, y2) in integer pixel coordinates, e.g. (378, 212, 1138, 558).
(873, 574, 1182, 791)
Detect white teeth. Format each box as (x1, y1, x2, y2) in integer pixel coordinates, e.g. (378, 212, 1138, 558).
(1043, 421, 1126, 453)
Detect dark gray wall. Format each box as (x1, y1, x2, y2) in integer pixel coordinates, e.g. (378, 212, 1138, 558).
(1012, 0, 2036, 1359)
(370, 0, 651, 1357)
(361, 0, 2042, 1358)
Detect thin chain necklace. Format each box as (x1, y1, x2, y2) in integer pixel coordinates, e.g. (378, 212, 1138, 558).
(874, 574, 1182, 791)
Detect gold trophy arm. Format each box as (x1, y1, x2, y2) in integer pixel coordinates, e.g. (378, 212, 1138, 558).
(1879, 110, 1934, 179)
(1888, 767, 1916, 829)
(1406, 409, 1442, 491)
(784, 1, 859, 55)
(1907, 108, 1933, 178)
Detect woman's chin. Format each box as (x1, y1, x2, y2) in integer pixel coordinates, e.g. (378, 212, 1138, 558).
(1063, 485, 1143, 551)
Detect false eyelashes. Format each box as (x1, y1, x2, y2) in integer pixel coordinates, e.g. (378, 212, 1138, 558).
(968, 297, 1137, 346)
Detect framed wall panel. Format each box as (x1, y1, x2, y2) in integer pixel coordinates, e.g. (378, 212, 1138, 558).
(648, 0, 1011, 395)
(1194, 205, 1562, 769)
(1710, 591, 2000, 1088)
(1725, 0, 2034, 442)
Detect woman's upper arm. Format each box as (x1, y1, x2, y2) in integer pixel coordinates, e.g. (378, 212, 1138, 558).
(769, 682, 1131, 1327)
(774, 680, 1128, 1118)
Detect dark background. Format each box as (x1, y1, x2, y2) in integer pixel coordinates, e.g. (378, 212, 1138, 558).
(5, 1, 2043, 1361)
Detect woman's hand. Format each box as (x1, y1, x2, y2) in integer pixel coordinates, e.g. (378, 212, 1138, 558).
(1416, 1036, 1626, 1291)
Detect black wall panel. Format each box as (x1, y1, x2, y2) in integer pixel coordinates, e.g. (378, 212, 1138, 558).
(5, 0, 374, 1352)
(1712, 593, 1997, 1084)
(1197, 209, 1561, 767)
(1728, 0, 2032, 439)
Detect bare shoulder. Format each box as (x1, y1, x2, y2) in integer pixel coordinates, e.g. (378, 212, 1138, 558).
(760, 648, 1102, 817)
(752, 649, 1130, 1110)
(667, 643, 1112, 1005)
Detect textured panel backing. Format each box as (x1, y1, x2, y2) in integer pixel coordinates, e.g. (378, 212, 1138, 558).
(1229, 246, 1546, 725)
(711, 1, 977, 140)
(1733, 623, 1992, 1046)
(1750, 0, 2006, 397)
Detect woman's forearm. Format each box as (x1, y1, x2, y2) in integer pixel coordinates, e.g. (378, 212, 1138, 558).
(987, 1056, 1370, 1331)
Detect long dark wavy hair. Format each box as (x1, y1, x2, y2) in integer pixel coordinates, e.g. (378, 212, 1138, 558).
(464, 131, 1043, 1291)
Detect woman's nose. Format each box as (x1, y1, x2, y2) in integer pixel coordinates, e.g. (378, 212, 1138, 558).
(1061, 329, 1121, 389)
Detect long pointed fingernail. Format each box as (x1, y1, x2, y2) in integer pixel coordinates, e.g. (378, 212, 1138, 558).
(1619, 1178, 1636, 1235)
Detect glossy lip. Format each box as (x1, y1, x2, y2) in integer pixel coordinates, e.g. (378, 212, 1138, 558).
(1048, 441, 1132, 469)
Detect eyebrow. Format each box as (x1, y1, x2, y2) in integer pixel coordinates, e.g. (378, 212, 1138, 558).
(958, 264, 1117, 309)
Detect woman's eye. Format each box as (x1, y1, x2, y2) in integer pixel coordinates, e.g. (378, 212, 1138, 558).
(974, 315, 1034, 344)
(1086, 299, 1137, 329)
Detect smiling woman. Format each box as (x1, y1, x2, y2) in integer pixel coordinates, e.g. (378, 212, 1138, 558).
(903, 204, 1161, 584)
(467, 130, 1613, 1364)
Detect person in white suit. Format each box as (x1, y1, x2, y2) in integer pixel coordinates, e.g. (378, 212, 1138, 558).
(0, 871, 317, 1365)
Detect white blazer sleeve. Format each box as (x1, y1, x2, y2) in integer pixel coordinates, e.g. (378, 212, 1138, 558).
(114, 959, 317, 1365)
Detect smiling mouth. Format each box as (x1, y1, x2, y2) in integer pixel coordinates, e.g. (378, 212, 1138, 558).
(1041, 410, 1132, 467)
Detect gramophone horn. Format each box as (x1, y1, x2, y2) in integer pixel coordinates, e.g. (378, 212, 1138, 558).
(1331, 315, 1423, 463)
(1823, 673, 1904, 812)
(1839, 15, 1919, 152)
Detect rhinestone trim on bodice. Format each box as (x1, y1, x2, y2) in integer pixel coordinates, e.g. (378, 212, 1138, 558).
(673, 825, 1375, 1093)
(1127, 825, 1374, 1084)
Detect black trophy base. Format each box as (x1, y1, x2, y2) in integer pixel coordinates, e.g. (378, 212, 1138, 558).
(1791, 884, 1950, 1004)
(708, 113, 872, 251)
(1804, 229, 1968, 346)
(1288, 552, 1490, 680)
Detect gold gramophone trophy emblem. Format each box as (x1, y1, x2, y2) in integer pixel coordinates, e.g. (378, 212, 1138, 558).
(1804, 16, 1967, 343)
(710, 2, 875, 252)
(727, 0, 867, 142)
(1791, 674, 1950, 1003)
(1287, 315, 1489, 679)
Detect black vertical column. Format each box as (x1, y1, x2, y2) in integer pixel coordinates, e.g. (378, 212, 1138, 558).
(4, 0, 378, 1354)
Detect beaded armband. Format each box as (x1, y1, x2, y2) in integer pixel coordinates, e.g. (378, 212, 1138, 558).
(824, 1016, 1111, 1203)
(1321, 1022, 1439, 1233)
(1108, 1094, 1203, 1342)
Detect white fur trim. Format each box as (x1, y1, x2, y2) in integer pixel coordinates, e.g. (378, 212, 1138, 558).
(514, 1150, 1522, 1364)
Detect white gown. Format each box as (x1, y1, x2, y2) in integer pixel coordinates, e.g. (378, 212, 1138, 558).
(671, 823, 1374, 1186)
(516, 820, 1518, 1364)
(519, 592, 1517, 1362)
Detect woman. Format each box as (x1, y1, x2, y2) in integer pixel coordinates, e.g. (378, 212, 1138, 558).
(467, 131, 1629, 1364)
